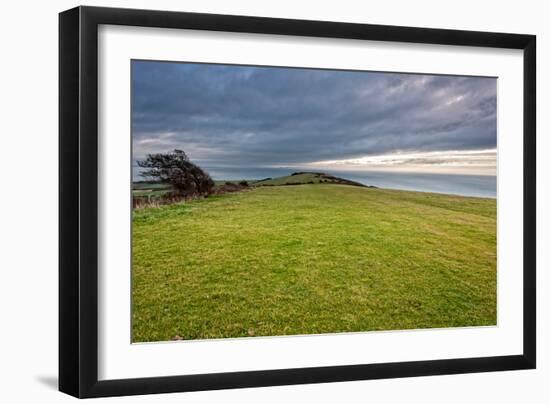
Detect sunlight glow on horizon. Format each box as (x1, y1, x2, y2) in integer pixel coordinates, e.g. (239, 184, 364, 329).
(303, 148, 497, 176)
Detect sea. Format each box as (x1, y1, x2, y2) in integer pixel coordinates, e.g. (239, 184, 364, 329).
(133, 165, 496, 199)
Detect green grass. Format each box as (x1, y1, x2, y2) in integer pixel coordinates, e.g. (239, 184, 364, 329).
(132, 184, 496, 342)
(133, 182, 171, 191)
(132, 182, 171, 198)
(133, 189, 170, 197)
(252, 171, 366, 187)
(253, 172, 323, 186)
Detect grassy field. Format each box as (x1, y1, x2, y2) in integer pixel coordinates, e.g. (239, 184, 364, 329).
(132, 182, 171, 198)
(132, 184, 496, 342)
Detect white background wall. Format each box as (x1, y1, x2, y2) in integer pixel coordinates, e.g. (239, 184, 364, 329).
(0, 0, 547, 402)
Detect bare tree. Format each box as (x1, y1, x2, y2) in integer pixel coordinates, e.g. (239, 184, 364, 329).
(137, 149, 214, 196)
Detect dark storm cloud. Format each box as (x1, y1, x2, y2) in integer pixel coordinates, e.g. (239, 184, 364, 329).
(132, 61, 496, 169)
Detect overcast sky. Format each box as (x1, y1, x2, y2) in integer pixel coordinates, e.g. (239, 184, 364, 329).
(132, 60, 497, 177)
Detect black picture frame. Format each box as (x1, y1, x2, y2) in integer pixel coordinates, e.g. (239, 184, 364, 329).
(59, 5, 536, 398)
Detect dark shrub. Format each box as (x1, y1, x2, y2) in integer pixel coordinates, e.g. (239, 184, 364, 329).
(137, 149, 214, 197)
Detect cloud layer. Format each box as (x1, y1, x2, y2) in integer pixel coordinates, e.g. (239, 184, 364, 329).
(132, 61, 496, 175)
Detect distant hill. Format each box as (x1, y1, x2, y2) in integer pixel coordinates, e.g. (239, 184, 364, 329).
(132, 172, 375, 205)
(253, 172, 374, 188)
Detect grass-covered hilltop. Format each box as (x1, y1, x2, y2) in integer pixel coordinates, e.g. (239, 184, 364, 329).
(132, 172, 496, 342)
(252, 171, 373, 187)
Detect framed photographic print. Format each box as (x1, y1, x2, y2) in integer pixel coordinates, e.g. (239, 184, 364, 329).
(59, 6, 536, 398)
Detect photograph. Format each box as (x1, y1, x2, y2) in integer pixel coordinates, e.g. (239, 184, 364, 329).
(131, 60, 497, 343)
